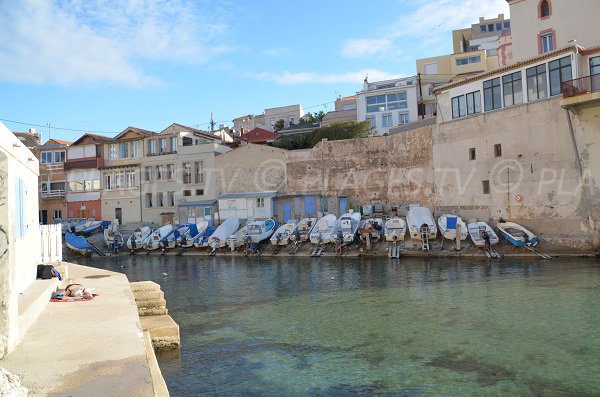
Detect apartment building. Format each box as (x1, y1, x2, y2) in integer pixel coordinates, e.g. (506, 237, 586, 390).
(140, 123, 231, 225)
(64, 133, 111, 219)
(356, 76, 418, 135)
(101, 126, 155, 224)
(35, 138, 71, 224)
(233, 104, 305, 133)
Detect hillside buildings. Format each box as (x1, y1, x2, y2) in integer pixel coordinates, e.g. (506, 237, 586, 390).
(35, 138, 71, 224)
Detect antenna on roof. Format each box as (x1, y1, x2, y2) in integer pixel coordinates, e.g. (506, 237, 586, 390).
(209, 112, 215, 132)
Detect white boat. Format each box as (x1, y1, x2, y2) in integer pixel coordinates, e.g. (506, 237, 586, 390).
(497, 221, 539, 247)
(192, 226, 218, 248)
(227, 225, 249, 251)
(247, 219, 277, 244)
(103, 220, 124, 250)
(179, 221, 209, 248)
(75, 220, 103, 235)
(406, 206, 437, 240)
(309, 214, 337, 244)
(289, 217, 317, 242)
(208, 217, 241, 249)
(270, 220, 298, 246)
(358, 217, 384, 243)
(437, 214, 468, 241)
(331, 212, 361, 246)
(467, 221, 500, 248)
(384, 217, 407, 242)
(143, 224, 174, 250)
(127, 226, 152, 251)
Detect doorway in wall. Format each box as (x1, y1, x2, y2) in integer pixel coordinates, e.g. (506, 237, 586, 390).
(115, 208, 122, 225)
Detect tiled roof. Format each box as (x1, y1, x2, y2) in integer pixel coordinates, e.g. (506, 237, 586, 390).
(114, 126, 156, 139)
(158, 123, 220, 141)
(48, 139, 72, 145)
(13, 132, 40, 148)
(71, 133, 113, 146)
(241, 127, 280, 143)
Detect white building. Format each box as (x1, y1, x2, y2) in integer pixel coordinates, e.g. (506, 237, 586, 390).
(356, 76, 418, 136)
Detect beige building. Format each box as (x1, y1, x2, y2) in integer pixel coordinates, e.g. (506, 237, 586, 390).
(233, 104, 305, 133)
(140, 124, 230, 225)
(35, 138, 70, 224)
(508, 0, 600, 63)
(101, 127, 155, 225)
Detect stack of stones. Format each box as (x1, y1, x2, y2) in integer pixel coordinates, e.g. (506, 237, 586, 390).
(130, 281, 180, 349)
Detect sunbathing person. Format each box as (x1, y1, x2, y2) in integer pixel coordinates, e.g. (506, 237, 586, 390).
(62, 283, 94, 300)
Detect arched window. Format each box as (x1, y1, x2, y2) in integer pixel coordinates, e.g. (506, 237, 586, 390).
(540, 0, 550, 18)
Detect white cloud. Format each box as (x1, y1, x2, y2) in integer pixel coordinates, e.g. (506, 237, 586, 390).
(254, 69, 400, 86)
(0, 0, 233, 86)
(262, 48, 290, 57)
(340, 39, 394, 59)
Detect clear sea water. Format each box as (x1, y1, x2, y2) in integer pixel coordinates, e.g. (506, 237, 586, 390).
(80, 255, 600, 397)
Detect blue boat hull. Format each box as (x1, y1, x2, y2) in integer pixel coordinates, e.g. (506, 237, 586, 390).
(498, 229, 539, 247)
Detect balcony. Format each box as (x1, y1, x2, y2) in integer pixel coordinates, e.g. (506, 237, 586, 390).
(41, 189, 66, 199)
(561, 74, 600, 107)
(40, 163, 64, 173)
(64, 158, 103, 170)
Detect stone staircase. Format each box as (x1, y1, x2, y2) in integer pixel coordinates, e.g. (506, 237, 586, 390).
(130, 281, 180, 349)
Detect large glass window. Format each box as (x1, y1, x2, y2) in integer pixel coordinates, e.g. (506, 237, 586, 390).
(126, 172, 135, 188)
(382, 113, 393, 128)
(54, 151, 65, 163)
(451, 95, 468, 119)
(109, 144, 117, 160)
(591, 56, 600, 75)
(483, 78, 502, 111)
(119, 143, 128, 159)
(366, 92, 407, 113)
(527, 64, 548, 101)
(466, 91, 481, 115)
(159, 138, 167, 153)
(170, 137, 178, 152)
(503, 72, 523, 106)
(41, 152, 53, 163)
(398, 112, 409, 124)
(456, 56, 481, 66)
(549, 56, 572, 96)
(168, 191, 175, 207)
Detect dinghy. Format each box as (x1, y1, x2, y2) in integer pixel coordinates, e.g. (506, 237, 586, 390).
(208, 217, 240, 249)
(127, 226, 152, 251)
(289, 217, 317, 242)
(384, 217, 407, 242)
(227, 224, 249, 251)
(270, 220, 298, 246)
(65, 231, 92, 256)
(331, 212, 361, 246)
(103, 220, 124, 251)
(143, 224, 174, 251)
(358, 217, 384, 243)
(309, 214, 337, 244)
(247, 218, 277, 244)
(179, 221, 209, 248)
(437, 214, 468, 241)
(467, 221, 499, 247)
(497, 221, 539, 247)
(406, 206, 437, 240)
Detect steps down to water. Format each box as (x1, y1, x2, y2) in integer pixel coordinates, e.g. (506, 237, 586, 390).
(130, 281, 180, 349)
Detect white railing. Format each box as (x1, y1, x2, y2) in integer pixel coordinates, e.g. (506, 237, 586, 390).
(40, 224, 62, 264)
(40, 189, 66, 198)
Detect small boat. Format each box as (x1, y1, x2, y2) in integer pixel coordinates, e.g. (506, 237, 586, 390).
(289, 217, 317, 242)
(270, 220, 298, 246)
(309, 214, 337, 244)
(161, 222, 208, 250)
(75, 220, 103, 236)
(65, 231, 92, 256)
(331, 212, 361, 246)
(437, 214, 468, 241)
(358, 217, 384, 243)
(384, 217, 407, 242)
(208, 217, 240, 249)
(143, 224, 174, 250)
(127, 226, 152, 251)
(103, 220, 124, 250)
(193, 226, 218, 248)
(247, 218, 277, 244)
(227, 225, 249, 251)
(468, 222, 499, 247)
(179, 221, 209, 248)
(497, 221, 539, 247)
(406, 206, 437, 240)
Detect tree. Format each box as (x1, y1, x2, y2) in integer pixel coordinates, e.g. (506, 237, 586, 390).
(301, 110, 326, 125)
(273, 120, 373, 150)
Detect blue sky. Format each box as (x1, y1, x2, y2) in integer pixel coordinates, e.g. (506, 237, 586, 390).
(0, 0, 509, 142)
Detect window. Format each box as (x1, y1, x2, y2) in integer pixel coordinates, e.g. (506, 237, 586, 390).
(480, 25, 486, 32)
(145, 193, 153, 208)
(257, 197, 265, 208)
(469, 148, 476, 160)
(156, 165, 163, 180)
(424, 63, 438, 75)
(14, 177, 26, 238)
(105, 174, 113, 190)
(591, 56, 600, 75)
(170, 136, 177, 152)
(540, 32, 554, 53)
(466, 91, 481, 115)
(366, 116, 376, 128)
(503, 21, 510, 29)
(488, 24, 494, 32)
(503, 72, 523, 106)
(183, 190, 192, 197)
(366, 92, 407, 113)
(109, 144, 117, 160)
(494, 144, 502, 157)
(115, 172, 124, 189)
(148, 140, 157, 155)
(131, 141, 140, 158)
(288, 117, 295, 125)
(456, 56, 481, 66)
(119, 143, 128, 159)
(167, 164, 175, 180)
(168, 191, 175, 207)
(549, 56, 572, 96)
(398, 113, 409, 124)
(496, 22, 502, 31)
(54, 209, 62, 219)
(482, 180, 490, 194)
(145, 166, 152, 181)
(451, 96, 467, 119)
(126, 172, 135, 188)
(41, 152, 53, 163)
(157, 192, 164, 207)
(159, 138, 167, 153)
(196, 189, 204, 196)
(483, 77, 502, 111)
(54, 151, 65, 163)
(382, 113, 393, 128)
(527, 64, 548, 101)
(68, 181, 84, 192)
(195, 161, 204, 183)
(183, 163, 191, 183)
(182, 137, 193, 146)
(540, 0, 550, 18)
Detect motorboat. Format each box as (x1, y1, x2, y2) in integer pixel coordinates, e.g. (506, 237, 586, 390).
(65, 231, 92, 256)
(497, 221, 539, 247)
(208, 217, 240, 249)
(127, 226, 152, 251)
(289, 217, 317, 242)
(227, 225, 249, 251)
(179, 221, 209, 248)
(246, 218, 277, 244)
(309, 214, 337, 244)
(437, 214, 468, 241)
(406, 206, 437, 240)
(467, 221, 499, 247)
(384, 217, 407, 242)
(103, 220, 124, 251)
(161, 222, 208, 250)
(74, 220, 103, 236)
(331, 212, 361, 246)
(193, 225, 218, 248)
(270, 220, 298, 246)
(143, 224, 174, 250)
(358, 217, 384, 243)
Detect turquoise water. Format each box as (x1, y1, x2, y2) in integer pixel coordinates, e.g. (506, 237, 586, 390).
(83, 256, 600, 396)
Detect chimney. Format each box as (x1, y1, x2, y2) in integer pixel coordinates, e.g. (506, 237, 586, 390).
(28, 128, 36, 134)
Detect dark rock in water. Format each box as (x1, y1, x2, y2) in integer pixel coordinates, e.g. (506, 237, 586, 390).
(427, 350, 515, 386)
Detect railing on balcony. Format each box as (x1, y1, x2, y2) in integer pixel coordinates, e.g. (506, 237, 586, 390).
(41, 189, 66, 199)
(41, 163, 64, 173)
(195, 173, 204, 184)
(64, 158, 103, 170)
(561, 74, 600, 98)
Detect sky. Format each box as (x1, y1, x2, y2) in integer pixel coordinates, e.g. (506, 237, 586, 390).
(0, 0, 510, 142)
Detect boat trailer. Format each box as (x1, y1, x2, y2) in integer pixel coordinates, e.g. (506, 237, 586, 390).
(524, 245, 552, 259)
(388, 239, 402, 258)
